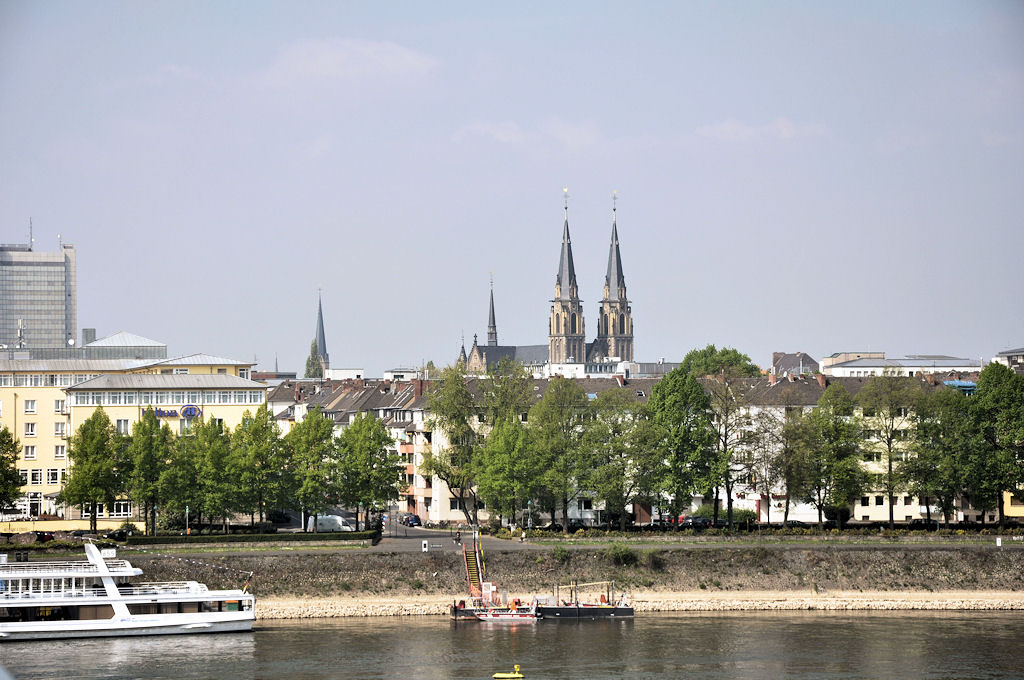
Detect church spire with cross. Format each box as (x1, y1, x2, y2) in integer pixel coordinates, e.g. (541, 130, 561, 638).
(548, 188, 586, 363)
(487, 274, 498, 347)
(594, 190, 633, 361)
(315, 288, 330, 370)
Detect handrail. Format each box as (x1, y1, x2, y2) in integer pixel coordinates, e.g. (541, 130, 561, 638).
(0, 560, 136, 575)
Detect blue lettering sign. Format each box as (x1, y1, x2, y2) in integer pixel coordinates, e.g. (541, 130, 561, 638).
(181, 404, 202, 419)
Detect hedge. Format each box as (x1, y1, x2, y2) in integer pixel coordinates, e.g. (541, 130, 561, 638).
(125, 531, 377, 546)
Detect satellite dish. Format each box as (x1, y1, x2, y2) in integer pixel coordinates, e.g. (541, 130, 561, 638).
(68, 338, 75, 346)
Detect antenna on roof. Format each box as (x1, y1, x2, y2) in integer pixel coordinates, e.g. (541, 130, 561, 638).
(29, 217, 34, 251)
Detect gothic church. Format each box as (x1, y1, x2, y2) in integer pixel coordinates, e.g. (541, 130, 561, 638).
(462, 198, 634, 374)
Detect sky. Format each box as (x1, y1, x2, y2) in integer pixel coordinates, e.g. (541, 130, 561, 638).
(1, 1, 1022, 376)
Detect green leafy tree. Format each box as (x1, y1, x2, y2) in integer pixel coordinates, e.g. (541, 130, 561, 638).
(195, 417, 235, 533)
(970, 363, 1024, 527)
(285, 406, 340, 531)
(0, 426, 22, 512)
(422, 363, 482, 526)
(230, 404, 287, 523)
(480, 357, 534, 425)
(59, 407, 120, 532)
(126, 408, 173, 535)
(646, 368, 715, 518)
(476, 411, 535, 524)
(584, 389, 663, 531)
(802, 384, 866, 528)
(530, 377, 590, 533)
(304, 339, 323, 379)
(160, 418, 204, 531)
(680, 344, 760, 378)
(857, 375, 924, 528)
(909, 388, 976, 526)
(337, 411, 401, 530)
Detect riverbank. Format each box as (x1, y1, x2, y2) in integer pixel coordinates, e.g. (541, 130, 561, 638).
(255, 590, 1024, 619)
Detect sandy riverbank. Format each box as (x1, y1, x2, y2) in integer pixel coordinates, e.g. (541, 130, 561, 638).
(254, 590, 1024, 619)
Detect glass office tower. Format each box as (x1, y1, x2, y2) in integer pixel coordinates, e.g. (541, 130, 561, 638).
(0, 243, 77, 348)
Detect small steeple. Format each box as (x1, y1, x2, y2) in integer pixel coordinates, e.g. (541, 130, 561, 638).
(604, 191, 627, 302)
(458, 332, 468, 367)
(315, 289, 329, 369)
(555, 188, 578, 300)
(487, 274, 498, 346)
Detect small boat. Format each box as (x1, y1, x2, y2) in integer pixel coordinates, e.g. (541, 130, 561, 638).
(493, 664, 525, 678)
(474, 604, 539, 623)
(535, 580, 634, 619)
(0, 541, 255, 641)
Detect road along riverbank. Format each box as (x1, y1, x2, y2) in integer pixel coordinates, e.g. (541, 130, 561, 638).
(254, 590, 1024, 619)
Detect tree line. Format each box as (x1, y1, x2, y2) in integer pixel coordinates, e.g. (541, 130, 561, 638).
(424, 347, 1024, 532)
(0, 403, 403, 534)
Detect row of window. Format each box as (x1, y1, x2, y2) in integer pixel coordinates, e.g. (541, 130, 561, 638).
(18, 468, 63, 485)
(861, 495, 916, 506)
(20, 445, 66, 460)
(0, 374, 99, 388)
(72, 390, 264, 407)
(19, 422, 66, 437)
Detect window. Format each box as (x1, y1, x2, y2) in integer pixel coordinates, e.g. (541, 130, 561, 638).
(239, 368, 249, 380)
(23, 445, 36, 460)
(406, 473, 415, 485)
(173, 368, 189, 375)
(124, 391, 136, 405)
(24, 422, 36, 437)
(578, 498, 593, 511)
(24, 399, 37, 414)
(179, 419, 191, 434)
(217, 368, 227, 374)
(54, 422, 66, 437)
(19, 470, 28, 485)
(54, 399, 66, 413)
(860, 497, 869, 507)
(249, 391, 262, 404)
(520, 412, 528, 422)
(47, 469, 59, 485)
(904, 496, 913, 506)
(111, 501, 132, 517)
(116, 419, 130, 434)
(875, 495, 884, 506)
(30, 469, 43, 485)
(54, 445, 66, 459)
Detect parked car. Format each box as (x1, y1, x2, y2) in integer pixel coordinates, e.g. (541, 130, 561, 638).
(101, 529, 127, 542)
(908, 518, 940, 531)
(567, 519, 587, 533)
(537, 522, 563, 532)
(679, 516, 712, 530)
(401, 514, 422, 527)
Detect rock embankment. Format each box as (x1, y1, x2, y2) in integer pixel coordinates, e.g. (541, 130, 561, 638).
(254, 590, 1024, 619)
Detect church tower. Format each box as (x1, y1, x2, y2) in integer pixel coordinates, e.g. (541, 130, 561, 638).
(487, 278, 498, 346)
(315, 291, 330, 371)
(595, 194, 634, 361)
(548, 191, 586, 363)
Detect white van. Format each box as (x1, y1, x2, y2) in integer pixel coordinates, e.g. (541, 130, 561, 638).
(306, 514, 355, 532)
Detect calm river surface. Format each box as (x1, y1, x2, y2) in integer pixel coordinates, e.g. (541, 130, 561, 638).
(2, 611, 1021, 679)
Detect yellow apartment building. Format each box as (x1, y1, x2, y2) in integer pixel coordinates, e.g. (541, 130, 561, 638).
(0, 350, 259, 523)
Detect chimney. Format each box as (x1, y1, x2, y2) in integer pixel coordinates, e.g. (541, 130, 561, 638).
(816, 373, 826, 389)
(83, 328, 97, 345)
(294, 383, 300, 401)
(769, 373, 777, 386)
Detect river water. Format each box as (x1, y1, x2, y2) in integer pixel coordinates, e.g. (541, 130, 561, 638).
(2, 611, 1021, 679)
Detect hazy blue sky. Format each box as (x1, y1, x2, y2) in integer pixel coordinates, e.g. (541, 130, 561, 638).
(2, 2, 1022, 375)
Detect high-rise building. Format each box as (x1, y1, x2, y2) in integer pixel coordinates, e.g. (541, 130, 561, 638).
(0, 242, 77, 349)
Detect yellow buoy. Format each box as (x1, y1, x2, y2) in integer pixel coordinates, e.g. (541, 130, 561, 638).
(493, 664, 525, 679)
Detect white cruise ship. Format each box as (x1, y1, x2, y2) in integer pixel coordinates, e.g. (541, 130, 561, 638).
(0, 541, 254, 640)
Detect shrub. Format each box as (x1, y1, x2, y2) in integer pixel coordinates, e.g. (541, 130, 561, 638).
(603, 543, 637, 566)
(552, 546, 571, 564)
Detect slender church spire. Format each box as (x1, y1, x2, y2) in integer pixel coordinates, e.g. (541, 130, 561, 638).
(604, 192, 627, 302)
(554, 188, 578, 300)
(487, 274, 498, 346)
(549, 188, 585, 363)
(594, 190, 633, 362)
(315, 289, 330, 370)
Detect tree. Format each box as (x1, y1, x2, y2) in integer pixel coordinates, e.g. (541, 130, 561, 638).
(304, 339, 323, 379)
(479, 357, 533, 426)
(476, 411, 535, 524)
(285, 406, 340, 531)
(743, 410, 786, 525)
(530, 377, 589, 533)
(680, 344, 760, 378)
(230, 404, 287, 523)
(646, 368, 714, 517)
(59, 407, 119, 532)
(704, 371, 752, 527)
(0, 426, 22, 512)
(857, 375, 924, 528)
(970, 363, 1024, 527)
(909, 388, 975, 527)
(422, 363, 482, 526)
(126, 408, 173, 535)
(337, 411, 401, 530)
(160, 418, 203, 531)
(802, 384, 865, 528)
(584, 389, 663, 531)
(194, 417, 235, 533)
